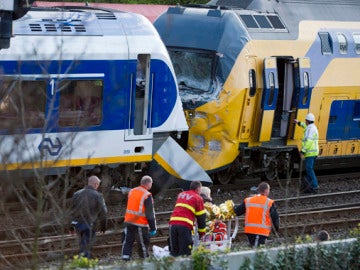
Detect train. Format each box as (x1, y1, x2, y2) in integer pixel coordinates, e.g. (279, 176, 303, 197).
(154, 0, 360, 184)
(0, 5, 211, 194)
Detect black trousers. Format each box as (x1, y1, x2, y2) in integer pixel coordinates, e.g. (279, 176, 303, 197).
(74, 222, 96, 259)
(169, 224, 193, 257)
(246, 233, 268, 248)
(122, 224, 150, 260)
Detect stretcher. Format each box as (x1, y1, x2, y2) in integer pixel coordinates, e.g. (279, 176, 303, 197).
(194, 217, 239, 252)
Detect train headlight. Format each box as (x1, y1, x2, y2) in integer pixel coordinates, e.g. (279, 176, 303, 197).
(208, 140, 221, 151)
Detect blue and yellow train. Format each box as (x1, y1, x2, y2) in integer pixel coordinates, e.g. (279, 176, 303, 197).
(154, 0, 360, 183)
(0, 5, 212, 190)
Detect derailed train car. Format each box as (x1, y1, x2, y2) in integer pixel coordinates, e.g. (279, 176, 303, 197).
(154, 0, 360, 183)
(0, 6, 211, 190)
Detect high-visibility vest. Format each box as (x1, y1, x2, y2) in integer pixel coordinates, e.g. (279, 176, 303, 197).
(124, 186, 151, 227)
(300, 122, 319, 157)
(244, 195, 274, 236)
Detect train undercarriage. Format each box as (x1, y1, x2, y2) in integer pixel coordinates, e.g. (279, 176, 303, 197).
(212, 146, 299, 185)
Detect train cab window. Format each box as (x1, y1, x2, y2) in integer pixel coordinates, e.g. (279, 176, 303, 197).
(268, 72, 275, 106)
(59, 80, 103, 127)
(353, 34, 360, 54)
(302, 72, 310, 105)
(0, 80, 46, 129)
(319, 32, 333, 55)
(249, 69, 257, 97)
(337, 33, 347, 54)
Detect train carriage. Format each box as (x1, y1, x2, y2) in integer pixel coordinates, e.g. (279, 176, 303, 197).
(154, 0, 360, 183)
(0, 6, 211, 190)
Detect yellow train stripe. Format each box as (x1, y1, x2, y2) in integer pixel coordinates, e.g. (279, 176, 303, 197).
(1, 154, 152, 171)
(153, 152, 182, 179)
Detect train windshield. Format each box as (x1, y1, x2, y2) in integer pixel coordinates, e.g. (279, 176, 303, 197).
(168, 48, 223, 109)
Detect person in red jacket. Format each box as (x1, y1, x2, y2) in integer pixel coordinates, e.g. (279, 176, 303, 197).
(234, 182, 279, 248)
(122, 175, 157, 260)
(169, 180, 206, 256)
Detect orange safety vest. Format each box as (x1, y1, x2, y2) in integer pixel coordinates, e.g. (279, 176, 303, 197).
(124, 186, 151, 227)
(244, 195, 274, 236)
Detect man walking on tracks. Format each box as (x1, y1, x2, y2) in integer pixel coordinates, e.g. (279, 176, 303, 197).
(70, 175, 108, 258)
(234, 182, 279, 248)
(122, 175, 157, 261)
(294, 112, 319, 194)
(168, 180, 207, 256)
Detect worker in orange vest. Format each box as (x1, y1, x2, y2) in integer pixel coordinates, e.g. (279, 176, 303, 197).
(122, 175, 157, 260)
(234, 182, 279, 247)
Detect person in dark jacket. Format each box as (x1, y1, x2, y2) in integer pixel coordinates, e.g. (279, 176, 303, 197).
(169, 180, 206, 257)
(70, 175, 108, 258)
(234, 182, 279, 248)
(122, 175, 157, 261)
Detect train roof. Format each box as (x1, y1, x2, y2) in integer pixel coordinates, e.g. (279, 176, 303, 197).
(3, 6, 169, 62)
(13, 6, 154, 37)
(217, 0, 360, 40)
(33, 1, 169, 23)
(155, 0, 360, 47)
(207, 0, 360, 9)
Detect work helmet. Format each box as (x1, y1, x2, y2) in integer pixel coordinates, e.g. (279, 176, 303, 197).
(305, 113, 315, 122)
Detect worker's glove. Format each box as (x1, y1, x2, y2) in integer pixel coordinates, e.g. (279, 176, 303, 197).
(149, 230, 157, 237)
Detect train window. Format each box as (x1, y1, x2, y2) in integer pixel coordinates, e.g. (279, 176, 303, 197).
(254, 15, 272, 29)
(318, 32, 333, 55)
(0, 80, 46, 129)
(353, 34, 360, 54)
(169, 49, 218, 105)
(134, 54, 150, 135)
(267, 15, 286, 29)
(337, 33, 347, 54)
(59, 80, 103, 127)
(268, 72, 275, 106)
(239, 15, 259, 28)
(249, 69, 257, 97)
(353, 101, 360, 121)
(302, 72, 310, 105)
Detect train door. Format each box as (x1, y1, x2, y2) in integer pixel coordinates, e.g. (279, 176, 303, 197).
(259, 57, 278, 142)
(291, 57, 312, 139)
(125, 54, 153, 141)
(260, 57, 309, 142)
(272, 57, 295, 139)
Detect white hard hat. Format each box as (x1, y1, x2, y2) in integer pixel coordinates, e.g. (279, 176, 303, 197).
(305, 113, 315, 122)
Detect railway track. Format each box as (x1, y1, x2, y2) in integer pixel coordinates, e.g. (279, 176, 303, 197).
(1, 190, 360, 268)
(1, 206, 359, 267)
(2, 188, 360, 241)
(1, 171, 359, 268)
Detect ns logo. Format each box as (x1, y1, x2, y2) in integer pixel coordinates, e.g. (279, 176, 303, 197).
(38, 137, 62, 156)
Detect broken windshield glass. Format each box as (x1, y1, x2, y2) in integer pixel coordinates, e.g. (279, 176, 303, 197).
(169, 49, 224, 109)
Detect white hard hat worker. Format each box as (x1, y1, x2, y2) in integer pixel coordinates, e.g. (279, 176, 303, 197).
(305, 113, 315, 122)
(294, 112, 315, 125)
